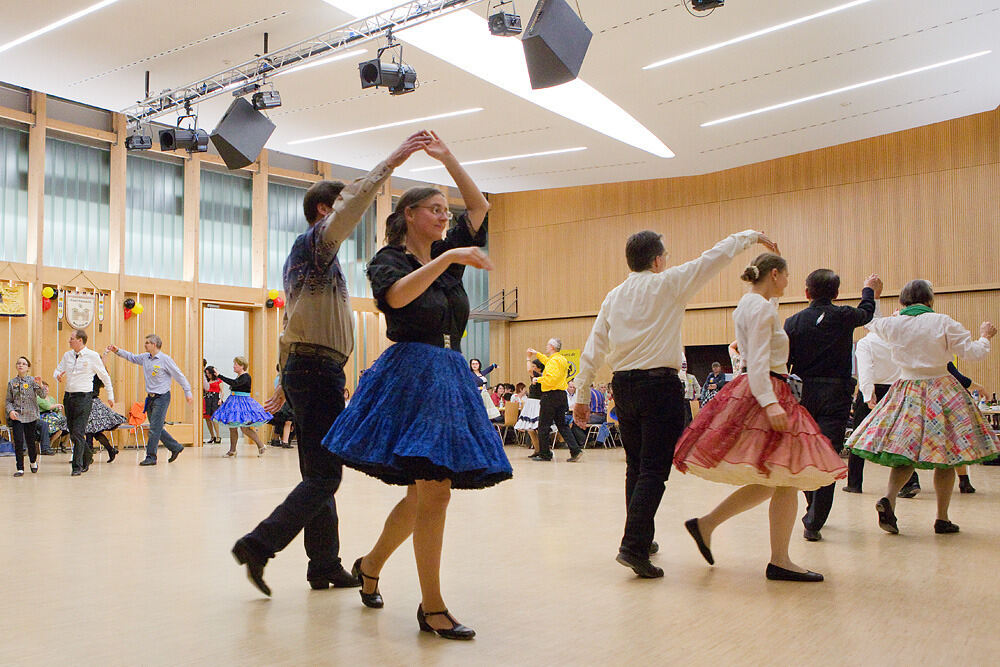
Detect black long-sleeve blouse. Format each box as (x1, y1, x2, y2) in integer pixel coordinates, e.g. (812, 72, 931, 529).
(219, 373, 252, 393)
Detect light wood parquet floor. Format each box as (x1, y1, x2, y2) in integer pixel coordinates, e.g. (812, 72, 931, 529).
(1, 443, 997, 666)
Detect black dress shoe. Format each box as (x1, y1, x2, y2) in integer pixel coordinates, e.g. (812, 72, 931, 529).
(417, 605, 475, 640)
(81, 464, 90, 473)
(309, 565, 362, 590)
(765, 563, 824, 582)
(41, 450, 56, 456)
(529, 454, 552, 461)
(616, 550, 664, 578)
(139, 458, 157, 466)
(875, 497, 899, 534)
(648, 541, 659, 556)
(168, 447, 183, 463)
(842, 485, 862, 494)
(897, 483, 920, 499)
(934, 519, 960, 534)
(351, 557, 383, 608)
(71, 470, 82, 476)
(108, 447, 118, 463)
(232, 538, 271, 597)
(803, 528, 822, 542)
(684, 518, 714, 565)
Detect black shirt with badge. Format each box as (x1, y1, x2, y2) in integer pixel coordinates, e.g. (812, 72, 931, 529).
(367, 212, 487, 354)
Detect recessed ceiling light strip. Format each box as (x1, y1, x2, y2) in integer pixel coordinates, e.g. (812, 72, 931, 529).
(644, 0, 876, 70)
(409, 146, 588, 172)
(288, 107, 484, 144)
(0, 0, 121, 55)
(701, 50, 991, 127)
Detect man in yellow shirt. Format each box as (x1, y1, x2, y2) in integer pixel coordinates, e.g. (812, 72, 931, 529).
(528, 339, 583, 462)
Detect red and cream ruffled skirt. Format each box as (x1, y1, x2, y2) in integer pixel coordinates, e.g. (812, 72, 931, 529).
(674, 374, 847, 491)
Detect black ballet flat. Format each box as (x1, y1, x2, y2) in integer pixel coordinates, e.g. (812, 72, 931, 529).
(875, 497, 899, 534)
(934, 519, 960, 534)
(417, 605, 475, 640)
(684, 518, 714, 565)
(765, 563, 824, 582)
(351, 557, 383, 608)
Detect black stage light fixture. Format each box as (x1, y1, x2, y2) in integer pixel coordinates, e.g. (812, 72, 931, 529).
(359, 59, 417, 95)
(125, 133, 153, 150)
(488, 1, 522, 36)
(159, 127, 210, 153)
(251, 89, 282, 110)
(691, 0, 724, 10)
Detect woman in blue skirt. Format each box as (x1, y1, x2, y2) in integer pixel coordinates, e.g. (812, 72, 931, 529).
(323, 131, 511, 640)
(215, 356, 271, 457)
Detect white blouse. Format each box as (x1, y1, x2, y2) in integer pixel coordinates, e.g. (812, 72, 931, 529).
(734, 292, 788, 407)
(867, 313, 990, 380)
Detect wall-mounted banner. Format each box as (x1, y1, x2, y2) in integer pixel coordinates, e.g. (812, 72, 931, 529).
(0, 283, 26, 317)
(65, 292, 96, 329)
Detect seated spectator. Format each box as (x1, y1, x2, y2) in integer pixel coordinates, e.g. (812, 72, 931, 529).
(700, 361, 728, 406)
(511, 382, 527, 407)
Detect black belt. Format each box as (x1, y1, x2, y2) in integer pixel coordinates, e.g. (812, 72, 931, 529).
(147, 392, 165, 398)
(800, 376, 856, 386)
(289, 343, 348, 366)
(65, 391, 90, 396)
(398, 333, 455, 349)
(612, 367, 678, 379)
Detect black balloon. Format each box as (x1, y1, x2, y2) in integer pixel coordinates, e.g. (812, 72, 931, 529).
(124, 298, 136, 310)
(266, 299, 275, 308)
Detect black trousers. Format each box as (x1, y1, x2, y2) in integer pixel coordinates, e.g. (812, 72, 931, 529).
(846, 384, 891, 490)
(64, 392, 94, 473)
(11, 420, 38, 471)
(611, 368, 685, 557)
(799, 377, 855, 531)
(242, 353, 346, 580)
(537, 390, 580, 458)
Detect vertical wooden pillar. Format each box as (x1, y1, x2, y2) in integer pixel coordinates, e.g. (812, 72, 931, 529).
(183, 154, 201, 445)
(26, 92, 46, 367)
(251, 153, 270, 399)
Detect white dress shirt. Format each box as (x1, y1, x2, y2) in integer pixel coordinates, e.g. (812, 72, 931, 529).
(854, 331, 901, 402)
(867, 313, 990, 380)
(54, 346, 114, 400)
(735, 292, 788, 408)
(574, 230, 761, 403)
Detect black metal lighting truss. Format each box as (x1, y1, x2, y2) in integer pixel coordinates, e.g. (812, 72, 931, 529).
(121, 0, 488, 124)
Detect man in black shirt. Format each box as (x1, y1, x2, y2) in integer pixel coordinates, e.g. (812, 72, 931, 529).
(785, 269, 881, 541)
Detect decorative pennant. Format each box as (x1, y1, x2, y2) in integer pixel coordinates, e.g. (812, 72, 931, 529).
(98, 292, 105, 331)
(57, 288, 64, 330)
(65, 291, 96, 329)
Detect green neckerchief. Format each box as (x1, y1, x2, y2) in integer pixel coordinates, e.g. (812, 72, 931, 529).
(900, 304, 934, 316)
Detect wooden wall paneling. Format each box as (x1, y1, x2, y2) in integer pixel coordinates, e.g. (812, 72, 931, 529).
(951, 163, 1000, 286)
(873, 120, 953, 180)
(950, 108, 1000, 169)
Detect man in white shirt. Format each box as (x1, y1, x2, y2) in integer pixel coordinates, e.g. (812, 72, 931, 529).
(573, 228, 775, 578)
(54, 328, 114, 476)
(845, 330, 900, 493)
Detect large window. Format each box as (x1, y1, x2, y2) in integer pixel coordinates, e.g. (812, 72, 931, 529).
(125, 155, 183, 279)
(0, 126, 29, 263)
(456, 206, 490, 365)
(340, 202, 377, 298)
(267, 182, 306, 290)
(43, 137, 110, 271)
(199, 169, 252, 286)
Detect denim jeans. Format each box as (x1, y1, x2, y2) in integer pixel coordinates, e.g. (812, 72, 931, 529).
(64, 392, 94, 472)
(242, 353, 346, 580)
(611, 368, 685, 557)
(36, 420, 51, 453)
(145, 392, 182, 460)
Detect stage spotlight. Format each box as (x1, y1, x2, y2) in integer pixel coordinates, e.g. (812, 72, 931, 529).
(488, 1, 522, 36)
(251, 89, 282, 110)
(159, 127, 210, 153)
(691, 0, 724, 10)
(359, 59, 417, 95)
(125, 133, 152, 150)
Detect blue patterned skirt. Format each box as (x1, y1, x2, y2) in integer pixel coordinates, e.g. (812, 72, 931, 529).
(213, 392, 272, 427)
(323, 342, 513, 490)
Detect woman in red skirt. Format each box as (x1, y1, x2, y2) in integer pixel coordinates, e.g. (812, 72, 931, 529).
(674, 252, 846, 582)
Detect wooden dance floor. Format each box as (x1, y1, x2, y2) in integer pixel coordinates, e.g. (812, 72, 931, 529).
(2, 445, 997, 665)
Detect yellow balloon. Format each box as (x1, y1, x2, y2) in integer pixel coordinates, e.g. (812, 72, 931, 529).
(132, 304, 144, 315)
(41, 286, 54, 299)
(268, 289, 280, 300)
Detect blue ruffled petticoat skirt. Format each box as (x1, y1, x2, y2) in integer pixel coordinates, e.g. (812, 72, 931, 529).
(213, 392, 272, 427)
(323, 342, 513, 490)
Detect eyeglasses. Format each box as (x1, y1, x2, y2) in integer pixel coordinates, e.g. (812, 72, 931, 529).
(410, 205, 453, 221)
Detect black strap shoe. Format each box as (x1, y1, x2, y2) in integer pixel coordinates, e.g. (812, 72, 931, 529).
(684, 518, 714, 565)
(875, 497, 899, 534)
(108, 447, 118, 463)
(765, 563, 824, 582)
(417, 605, 475, 640)
(232, 538, 271, 597)
(351, 557, 383, 608)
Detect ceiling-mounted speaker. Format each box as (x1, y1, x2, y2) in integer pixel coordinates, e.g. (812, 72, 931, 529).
(210, 97, 276, 170)
(521, 0, 592, 90)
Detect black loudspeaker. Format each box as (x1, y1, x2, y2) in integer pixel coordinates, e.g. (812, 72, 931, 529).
(210, 97, 276, 170)
(521, 0, 592, 90)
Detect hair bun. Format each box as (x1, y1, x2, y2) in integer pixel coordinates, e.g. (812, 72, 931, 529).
(740, 264, 760, 282)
